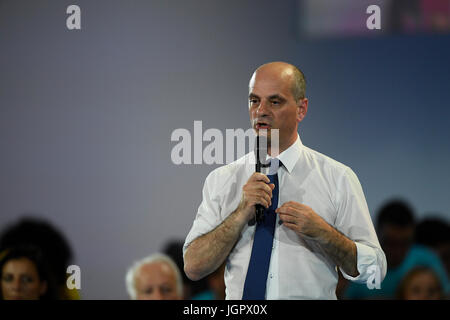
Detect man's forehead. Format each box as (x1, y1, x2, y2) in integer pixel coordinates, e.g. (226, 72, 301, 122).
(135, 262, 176, 287)
(249, 68, 293, 94)
(137, 261, 174, 278)
(249, 80, 290, 98)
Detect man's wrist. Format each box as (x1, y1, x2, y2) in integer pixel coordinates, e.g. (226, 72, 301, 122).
(310, 218, 335, 244)
(232, 207, 252, 227)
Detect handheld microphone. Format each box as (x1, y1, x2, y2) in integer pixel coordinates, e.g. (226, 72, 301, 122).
(249, 134, 269, 226)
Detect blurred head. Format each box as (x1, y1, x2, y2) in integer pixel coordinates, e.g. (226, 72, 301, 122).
(397, 267, 443, 300)
(0, 245, 56, 300)
(126, 253, 183, 300)
(415, 217, 450, 277)
(248, 61, 308, 154)
(0, 217, 73, 286)
(207, 262, 226, 300)
(376, 199, 415, 269)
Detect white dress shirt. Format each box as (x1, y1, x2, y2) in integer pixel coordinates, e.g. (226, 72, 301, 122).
(183, 134, 387, 299)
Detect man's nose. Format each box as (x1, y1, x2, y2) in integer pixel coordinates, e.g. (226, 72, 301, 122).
(152, 289, 163, 300)
(255, 99, 270, 117)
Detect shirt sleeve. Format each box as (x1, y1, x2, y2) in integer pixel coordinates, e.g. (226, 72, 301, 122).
(183, 170, 223, 258)
(334, 167, 387, 284)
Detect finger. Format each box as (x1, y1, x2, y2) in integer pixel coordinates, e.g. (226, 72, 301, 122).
(283, 201, 308, 210)
(243, 181, 272, 196)
(281, 221, 298, 231)
(259, 192, 272, 207)
(278, 213, 297, 225)
(244, 188, 272, 207)
(255, 195, 270, 209)
(252, 182, 273, 197)
(249, 172, 270, 183)
(245, 182, 273, 199)
(247, 192, 271, 208)
(279, 203, 308, 215)
(275, 206, 298, 216)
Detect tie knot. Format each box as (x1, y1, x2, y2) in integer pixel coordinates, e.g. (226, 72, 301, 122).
(267, 158, 282, 176)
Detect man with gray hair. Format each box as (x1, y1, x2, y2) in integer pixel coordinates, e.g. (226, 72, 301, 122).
(125, 253, 183, 300)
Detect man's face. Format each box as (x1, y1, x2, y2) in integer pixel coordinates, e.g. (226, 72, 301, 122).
(1, 258, 47, 300)
(134, 261, 181, 300)
(379, 225, 414, 269)
(248, 65, 307, 154)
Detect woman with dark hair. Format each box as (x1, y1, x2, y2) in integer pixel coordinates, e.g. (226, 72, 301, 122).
(0, 245, 57, 300)
(0, 217, 79, 299)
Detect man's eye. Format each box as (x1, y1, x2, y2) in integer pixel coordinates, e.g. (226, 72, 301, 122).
(161, 286, 173, 294)
(271, 100, 280, 105)
(249, 99, 258, 104)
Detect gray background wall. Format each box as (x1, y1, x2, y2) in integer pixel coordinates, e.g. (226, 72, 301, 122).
(1, 0, 449, 299)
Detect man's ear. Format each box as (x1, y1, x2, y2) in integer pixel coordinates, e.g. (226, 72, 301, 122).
(297, 98, 308, 122)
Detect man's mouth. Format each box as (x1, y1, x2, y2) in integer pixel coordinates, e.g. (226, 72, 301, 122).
(255, 121, 271, 130)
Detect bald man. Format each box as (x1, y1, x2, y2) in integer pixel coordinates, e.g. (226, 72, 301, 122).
(183, 62, 386, 299)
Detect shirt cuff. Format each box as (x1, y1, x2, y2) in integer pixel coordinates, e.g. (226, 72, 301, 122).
(340, 242, 378, 284)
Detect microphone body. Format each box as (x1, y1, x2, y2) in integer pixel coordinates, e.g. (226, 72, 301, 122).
(254, 136, 265, 223)
(249, 135, 267, 226)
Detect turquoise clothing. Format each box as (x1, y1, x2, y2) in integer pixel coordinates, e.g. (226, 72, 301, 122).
(344, 245, 449, 299)
(192, 290, 215, 300)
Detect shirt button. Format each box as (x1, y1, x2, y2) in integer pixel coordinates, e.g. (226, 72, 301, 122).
(270, 274, 273, 279)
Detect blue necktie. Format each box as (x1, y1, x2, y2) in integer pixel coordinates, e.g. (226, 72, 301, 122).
(242, 172, 279, 300)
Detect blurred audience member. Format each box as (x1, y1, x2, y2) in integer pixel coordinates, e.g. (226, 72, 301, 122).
(126, 253, 183, 300)
(344, 199, 449, 299)
(389, 0, 450, 33)
(192, 262, 226, 300)
(0, 216, 78, 299)
(396, 266, 444, 300)
(163, 240, 210, 299)
(378, 200, 415, 270)
(0, 245, 57, 300)
(415, 216, 450, 277)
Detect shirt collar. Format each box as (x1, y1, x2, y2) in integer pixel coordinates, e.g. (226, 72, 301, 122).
(246, 134, 303, 175)
(275, 134, 303, 174)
